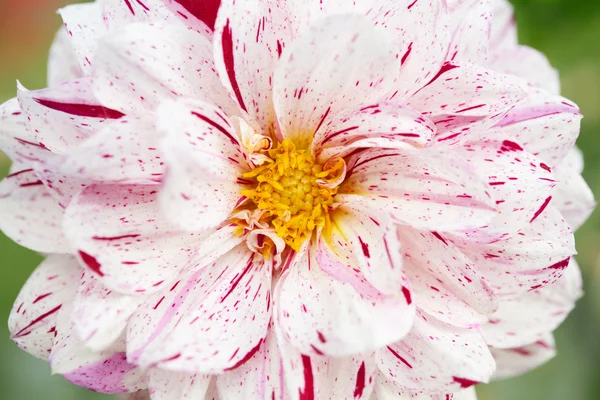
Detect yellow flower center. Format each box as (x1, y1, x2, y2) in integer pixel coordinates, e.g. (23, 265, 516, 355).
(240, 140, 344, 251)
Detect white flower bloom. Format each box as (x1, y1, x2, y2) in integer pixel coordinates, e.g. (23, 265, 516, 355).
(1, 0, 593, 399)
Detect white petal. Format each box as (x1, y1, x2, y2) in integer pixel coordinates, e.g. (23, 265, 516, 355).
(157, 98, 247, 232)
(130, 245, 271, 373)
(482, 259, 582, 348)
(275, 322, 377, 400)
(64, 184, 203, 294)
(93, 22, 235, 114)
(374, 373, 478, 399)
(452, 206, 575, 298)
(216, 328, 287, 400)
(51, 305, 145, 394)
(398, 227, 497, 327)
(101, 0, 182, 30)
(273, 14, 398, 147)
(447, 0, 492, 64)
(9, 255, 79, 360)
(492, 92, 581, 166)
(488, 46, 560, 95)
(408, 62, 525, 120)
(450, 140, 556, 242)
(552, 148, 595, 231)
(490, 334, 556, 380)
(276, 247, 414, 357)
(213, 0, 293, 134)
(60, 116, 164, 184)
(337, 149, 496, 232)
(58, 1, 106, 74)
(377, 312, 495, 392)
(0, 168, 69, 253)
(48, 27, 84, 87)
(313, 102, 435, 163)
(327, 205, 406, 296)
(17, 79, 124, 155)
(148, 368, 211, 399)
(73, 271, 140, 352)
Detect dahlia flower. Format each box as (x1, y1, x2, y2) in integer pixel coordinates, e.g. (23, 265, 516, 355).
(1, 0, 594, 399)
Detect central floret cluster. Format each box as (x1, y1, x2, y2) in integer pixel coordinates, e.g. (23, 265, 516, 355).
(241, 140, 341, 251)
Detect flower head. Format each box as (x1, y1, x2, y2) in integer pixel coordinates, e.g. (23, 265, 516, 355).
(1, 0, 594, 399)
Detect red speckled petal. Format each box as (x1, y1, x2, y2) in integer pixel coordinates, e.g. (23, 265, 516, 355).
(93, 22, 235, 115)
(8, 255, 79, 360)
(327, 205, 406, 296)
(0, 168, 69, 253)
(273, 15, 399, 147)
(452, 206, 576, 298)
(48, 27, 84, 87)
(338, 148, 496, 232)
(73, 270, 139, 352)
(408, 62, 525, 121)
(64, 184, 204, 295)
(213, 0, 293, 135)
(157, 98, 247, 232)
(553, 148, 595, 231)
(398, 226, 497, 328)
(490, 334, 556, 380)
(130, 245, 271, 373)
(58, 1, 106, 74)
(61, 117, 164, 184)
(276, 247, 415, 357)
(148, 368, 211, 399)
(377, 312, 495, 392)
(450, 140, 556, 242)
(313, 102, 435, 163)
(482, 258, 582, 349)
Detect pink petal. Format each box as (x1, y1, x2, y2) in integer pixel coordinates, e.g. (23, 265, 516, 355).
(276, 247, 415, 357)
(157, 98, 246, 232)
(273, 14, 399, 147)
(377, 312, 495, 392)
(492, 91, 582, 167)
(8, 255, 79, 360)
(50, 305, 145, 394)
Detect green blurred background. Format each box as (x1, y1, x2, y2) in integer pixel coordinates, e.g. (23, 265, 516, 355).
(0, 0, 599, 399)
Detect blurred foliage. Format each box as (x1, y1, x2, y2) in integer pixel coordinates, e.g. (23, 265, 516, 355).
(0, 0, 599, 399)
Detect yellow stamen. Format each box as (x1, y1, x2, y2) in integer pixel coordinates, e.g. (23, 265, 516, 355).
(240, 139, 342, 251)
